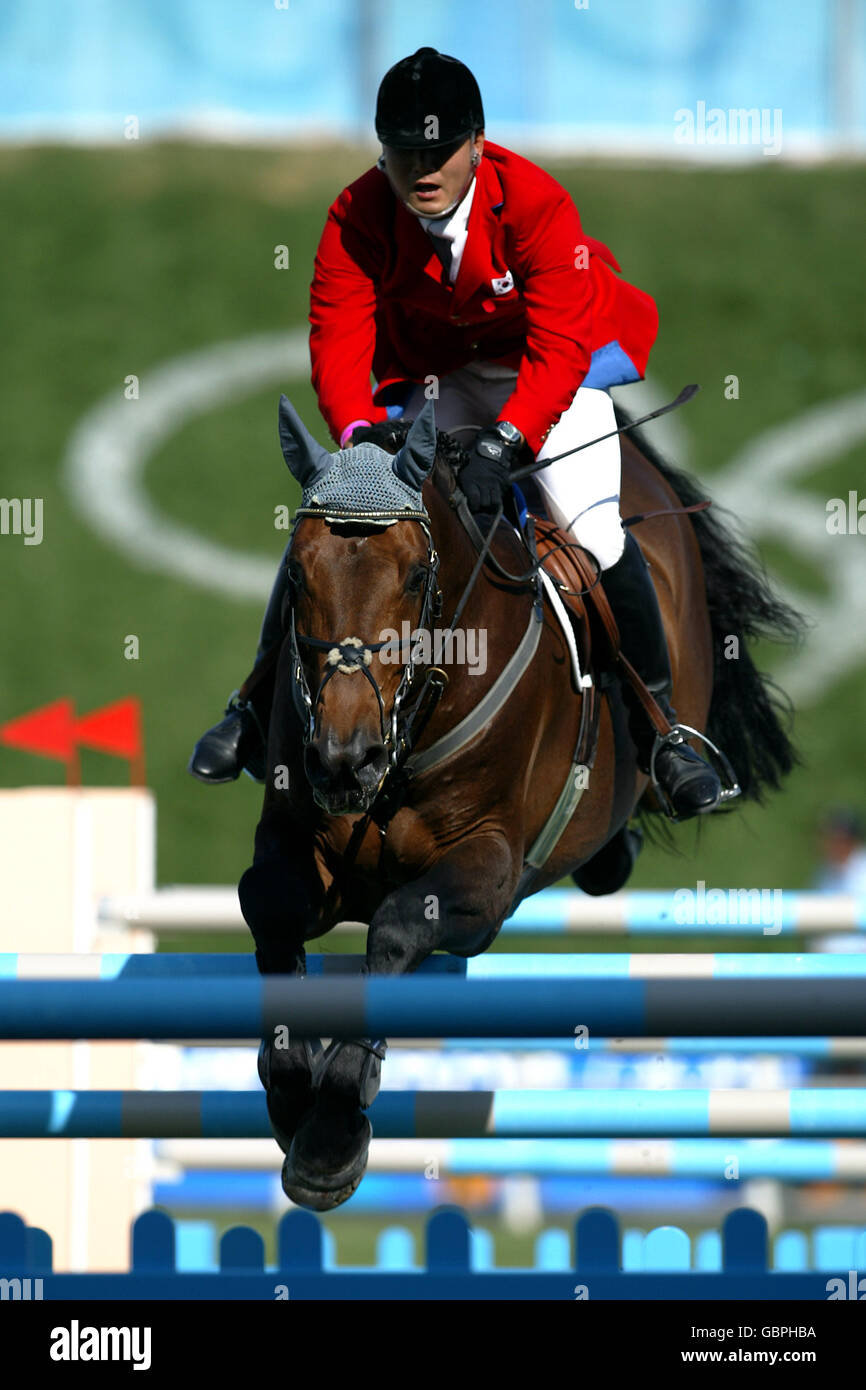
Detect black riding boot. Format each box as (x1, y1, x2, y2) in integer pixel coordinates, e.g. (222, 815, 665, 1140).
(187, 544, 290, 784)
(602, 532, 721, 819)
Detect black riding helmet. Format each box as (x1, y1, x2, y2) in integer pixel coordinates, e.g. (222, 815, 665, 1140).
(375, 47, 484, 149)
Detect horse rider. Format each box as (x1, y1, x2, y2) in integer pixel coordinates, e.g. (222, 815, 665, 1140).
(189, 46, 722, 820)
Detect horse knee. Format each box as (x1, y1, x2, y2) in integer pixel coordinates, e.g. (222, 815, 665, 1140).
(365, 906, 430, 974)
(238, 859, 309, 973)
(366, 886, 504, 972)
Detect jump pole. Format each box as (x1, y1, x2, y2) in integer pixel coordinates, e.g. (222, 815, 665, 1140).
(5, 952, 866, 979)
(3, 1089, 866, 1138)
(156, 1136, 866, 1181)
(0, 976, 863, 1039)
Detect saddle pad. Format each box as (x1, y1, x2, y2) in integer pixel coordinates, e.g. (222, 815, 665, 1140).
(537, 566, 585, 690)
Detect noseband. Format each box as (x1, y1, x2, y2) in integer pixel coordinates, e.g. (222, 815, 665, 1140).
(287, 506, 445, 769)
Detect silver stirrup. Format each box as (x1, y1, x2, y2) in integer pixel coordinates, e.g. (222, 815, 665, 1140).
(649, 722, 741, 822)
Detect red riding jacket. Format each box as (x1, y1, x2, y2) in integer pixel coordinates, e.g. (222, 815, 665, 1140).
(309, 141, 658, 455)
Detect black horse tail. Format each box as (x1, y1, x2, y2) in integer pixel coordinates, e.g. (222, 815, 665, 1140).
(615, 405, 805, 801)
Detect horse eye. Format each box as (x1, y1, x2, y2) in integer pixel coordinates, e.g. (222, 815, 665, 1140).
(406, 565, 428, 594)
(287, 560, 304, 590)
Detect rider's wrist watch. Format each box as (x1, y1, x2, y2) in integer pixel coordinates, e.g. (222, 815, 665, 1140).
(494, 420, 523, 446)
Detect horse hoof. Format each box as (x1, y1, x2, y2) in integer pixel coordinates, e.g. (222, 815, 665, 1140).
(280, 1107, 372, 1211)
(259, 1037, 323, 1153)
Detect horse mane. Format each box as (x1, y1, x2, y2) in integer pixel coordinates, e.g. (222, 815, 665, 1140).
(351, 420, 467, 498)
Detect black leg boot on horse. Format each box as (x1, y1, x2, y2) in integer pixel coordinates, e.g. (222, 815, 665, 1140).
(279, 1035, 387, 1211)
(602, 531, 722, 819)
(187, 545, 290, 784)
(238, 866, 331, 1163)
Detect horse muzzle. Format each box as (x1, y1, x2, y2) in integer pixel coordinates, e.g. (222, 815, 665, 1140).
(304, 730, 389, 816)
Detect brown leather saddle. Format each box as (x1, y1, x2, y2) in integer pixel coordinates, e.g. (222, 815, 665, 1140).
(532, 516, 615, 670)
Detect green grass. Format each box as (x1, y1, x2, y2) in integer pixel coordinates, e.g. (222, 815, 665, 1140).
(1, 146, 865, 889)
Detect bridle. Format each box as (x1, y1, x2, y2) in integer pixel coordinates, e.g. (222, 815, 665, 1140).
(287, 505, 447, 770)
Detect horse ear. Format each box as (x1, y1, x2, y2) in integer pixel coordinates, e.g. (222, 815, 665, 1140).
(278, 395, 332, 485)
(393, 398, 437, 489)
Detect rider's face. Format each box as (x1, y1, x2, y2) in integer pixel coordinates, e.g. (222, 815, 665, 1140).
(381, 133, 484, 217)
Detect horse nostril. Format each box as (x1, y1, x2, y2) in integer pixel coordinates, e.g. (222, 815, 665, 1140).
(357, 743, 387, 774)
(305, 739, 343, 787)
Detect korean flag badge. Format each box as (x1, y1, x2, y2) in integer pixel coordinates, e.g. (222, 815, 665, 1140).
(490, 270, 514, 296)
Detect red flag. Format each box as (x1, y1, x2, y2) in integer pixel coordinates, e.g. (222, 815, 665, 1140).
(0, 698, 77, 761)
(75, 698, 142, 759)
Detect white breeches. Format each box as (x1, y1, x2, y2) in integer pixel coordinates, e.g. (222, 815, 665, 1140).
(401, 361, 626, 570)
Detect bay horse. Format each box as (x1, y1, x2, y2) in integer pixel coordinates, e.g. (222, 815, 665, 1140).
(238, 394, 800, 1210)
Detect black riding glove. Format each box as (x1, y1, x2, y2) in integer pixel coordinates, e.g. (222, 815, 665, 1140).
(460, 428, 523, 513)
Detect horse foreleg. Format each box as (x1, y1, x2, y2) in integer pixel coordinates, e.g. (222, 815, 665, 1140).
(239, 837, 328, 1157)
(366, 831, 517, 972)
(280, 833, 517, 1210)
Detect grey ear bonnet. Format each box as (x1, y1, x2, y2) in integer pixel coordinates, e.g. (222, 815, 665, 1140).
(279, 395, 437, 514)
